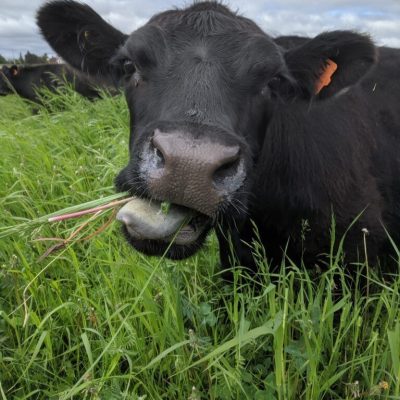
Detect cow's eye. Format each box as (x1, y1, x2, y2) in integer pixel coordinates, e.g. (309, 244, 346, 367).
(261, 75, 284, 98)
(122, 59, 136, 76)
(268, 75, 282, 92)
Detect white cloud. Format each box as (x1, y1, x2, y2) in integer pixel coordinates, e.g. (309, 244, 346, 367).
(0, 15, 37, 37)
(256, 9, 400, 47)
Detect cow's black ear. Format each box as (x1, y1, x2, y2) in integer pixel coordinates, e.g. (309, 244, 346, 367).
(284, 31, 377, 98)
(36, 0, 128, 77)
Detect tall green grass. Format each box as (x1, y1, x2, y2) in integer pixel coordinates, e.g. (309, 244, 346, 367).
(1, 90, 399, 399)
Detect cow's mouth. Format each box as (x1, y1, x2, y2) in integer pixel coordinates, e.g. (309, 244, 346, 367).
(116, 197, 211, 248)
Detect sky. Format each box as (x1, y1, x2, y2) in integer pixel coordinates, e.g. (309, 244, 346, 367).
(1, 0, 400, 59)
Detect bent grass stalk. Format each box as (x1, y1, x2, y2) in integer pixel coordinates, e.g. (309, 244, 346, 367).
(3, 188, 173, 260)
(47, 196, 133, 222)
(0, 191, 130, 239)
(2, 191, 132, 261)
(36, 210, 109, 261)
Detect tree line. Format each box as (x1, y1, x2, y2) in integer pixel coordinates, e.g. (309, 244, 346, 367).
(0, 51, 59, 65)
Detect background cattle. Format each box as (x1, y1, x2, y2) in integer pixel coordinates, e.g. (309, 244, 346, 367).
(37, 1, 400, 273)
(0, 63, 113, 103)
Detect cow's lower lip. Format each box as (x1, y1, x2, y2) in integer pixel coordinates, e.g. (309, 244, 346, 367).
(116, 196, 210, 245)
(161, 214, 210, 245)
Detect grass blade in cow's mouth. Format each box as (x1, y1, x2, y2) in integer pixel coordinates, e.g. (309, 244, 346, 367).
(116, 197, 210, 245)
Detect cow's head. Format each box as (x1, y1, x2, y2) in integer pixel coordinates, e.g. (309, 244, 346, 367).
(37, 1, 376, 259)
(0, 65, 19, 95)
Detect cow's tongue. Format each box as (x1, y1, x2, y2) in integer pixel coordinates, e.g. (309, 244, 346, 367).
(116, 197, 193, 241)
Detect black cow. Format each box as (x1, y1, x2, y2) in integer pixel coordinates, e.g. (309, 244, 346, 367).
(37, 1, 400, 272)
(0, 63, 106, 103)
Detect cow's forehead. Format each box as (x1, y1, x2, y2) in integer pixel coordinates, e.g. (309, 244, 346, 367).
(121, 17, 281, 73)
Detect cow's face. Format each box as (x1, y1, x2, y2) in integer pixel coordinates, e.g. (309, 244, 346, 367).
(0, 65, 18, 95)
(37, 2, 376, 259)
(112, 11, 290, 258)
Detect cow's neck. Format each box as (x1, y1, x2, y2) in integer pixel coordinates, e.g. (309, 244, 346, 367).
(254, 95, 374, 222)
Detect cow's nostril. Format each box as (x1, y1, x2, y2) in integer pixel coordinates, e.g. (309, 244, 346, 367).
(151, 136, 165, 166)
(213, 151, 241, 184)
(154, 147, 164, 161)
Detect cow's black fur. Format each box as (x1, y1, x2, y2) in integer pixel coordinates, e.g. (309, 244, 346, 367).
(274, 35, 310, 49)
(0, 63, 107, 103)
(37, 1, 400, 272)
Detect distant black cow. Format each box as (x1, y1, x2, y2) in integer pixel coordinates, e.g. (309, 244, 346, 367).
(0, 63, 106, 103)
(37, 1, 400, 272)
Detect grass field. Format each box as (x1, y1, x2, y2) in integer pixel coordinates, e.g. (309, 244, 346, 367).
(1, 89, 400, 400)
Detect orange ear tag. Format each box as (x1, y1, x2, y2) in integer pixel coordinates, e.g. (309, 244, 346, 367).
(315, 59, 338, 94)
